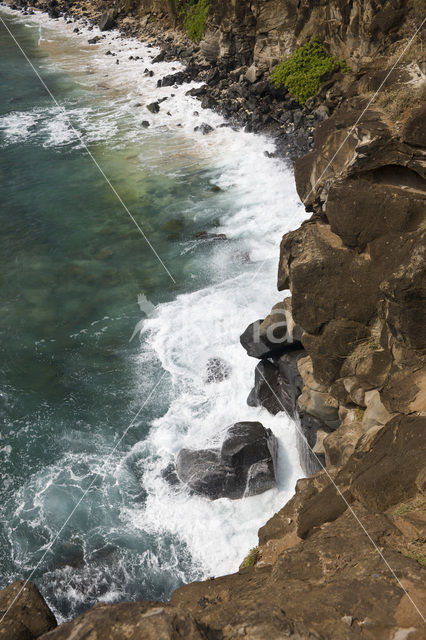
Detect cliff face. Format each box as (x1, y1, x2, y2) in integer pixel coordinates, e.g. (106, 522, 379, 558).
(203, 0, 422, 70)
(2, 0, 425, 638)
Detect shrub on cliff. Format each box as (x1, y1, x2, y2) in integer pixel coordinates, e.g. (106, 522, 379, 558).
(240, 546, 259, 568)
(271, 39, 350, 106)
(176, 0, 210, 41)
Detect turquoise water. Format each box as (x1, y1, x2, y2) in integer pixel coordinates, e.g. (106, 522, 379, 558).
(0, 7, 306, 622)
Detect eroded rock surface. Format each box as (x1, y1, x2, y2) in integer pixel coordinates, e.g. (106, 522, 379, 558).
(0, 581, 56, 639)
(175, 422, 278, 500)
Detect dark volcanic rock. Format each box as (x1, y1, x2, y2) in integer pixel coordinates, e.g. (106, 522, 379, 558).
(221, 421, 277, 469)
(248, 360, 290, 415)
(147, 102, 160, 114)
(175, 422, 277, 500)
(194, 123, 214, 135)
(240, 319, 298, 359)
(98, 8, 115, 31)
(161, 462, 180, 486)
(176, 448, 240, 500)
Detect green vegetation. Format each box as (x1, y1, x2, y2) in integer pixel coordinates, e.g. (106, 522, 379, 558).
(270, 39, 350, 106)
(406, 551, 426, 566)
(393, 501, 426, 517)
(240, 546, 259, 568)
(176, 0, 210, 41)
(393, 503, 418, 517)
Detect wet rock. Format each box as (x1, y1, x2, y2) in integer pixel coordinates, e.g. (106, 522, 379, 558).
(152, 51, 166, 64)
(194, 123, 214, 135)
(176, 448, 239, 500)
(0, 581, 56, 638)
(87, 35, 101, 44)
(221, 422, 277, 469)
(141, 120, 150, 128)
(204, 357, 231, 383)
(246, 460, 277, 496)
(161, 462, 180, 486)
(175, 422, 277, 500)
(248, 360, 294, 415)
(99, 9, 115, 32)
(147, 102, 160, 114)
(240, 311, 299, 359)
(186, 85, 207, 98)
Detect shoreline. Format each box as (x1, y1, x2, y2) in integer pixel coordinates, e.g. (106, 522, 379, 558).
(2, 0, 320, 162)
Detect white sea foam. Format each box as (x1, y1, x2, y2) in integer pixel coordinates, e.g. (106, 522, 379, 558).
(129, 138, 306, 576)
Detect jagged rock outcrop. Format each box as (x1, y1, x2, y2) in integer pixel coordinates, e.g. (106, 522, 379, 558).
(175, 422, 278, 499)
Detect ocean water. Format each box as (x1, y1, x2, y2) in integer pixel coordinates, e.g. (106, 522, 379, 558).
(0, 6, 307, 622)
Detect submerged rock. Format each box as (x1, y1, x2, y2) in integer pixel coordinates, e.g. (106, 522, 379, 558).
(175, 422, 277, 500)
(204, 357, 231, 383)
(161, 462, 180, 486)
(147, 102, 160, 114)
(194, 123, 214, 135)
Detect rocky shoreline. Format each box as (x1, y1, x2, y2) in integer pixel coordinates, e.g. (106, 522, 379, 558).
(1, 0, 425, 638)
(4, 0, 325, 160)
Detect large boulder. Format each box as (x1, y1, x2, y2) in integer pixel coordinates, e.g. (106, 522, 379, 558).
(99, 9, 116, 32)
(176, 422, 277, 500)
(0, 581, 56, 638)
(176, 448, 240, 500)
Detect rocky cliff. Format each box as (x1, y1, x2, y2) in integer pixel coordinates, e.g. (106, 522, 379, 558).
(1, 0, 425, 638)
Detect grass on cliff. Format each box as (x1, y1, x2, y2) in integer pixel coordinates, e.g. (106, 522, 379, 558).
(175, 0, 209, 41)
(270, 39, 350, 106)
(240, 546, 259, 569)
(374, 81, 426, 122)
